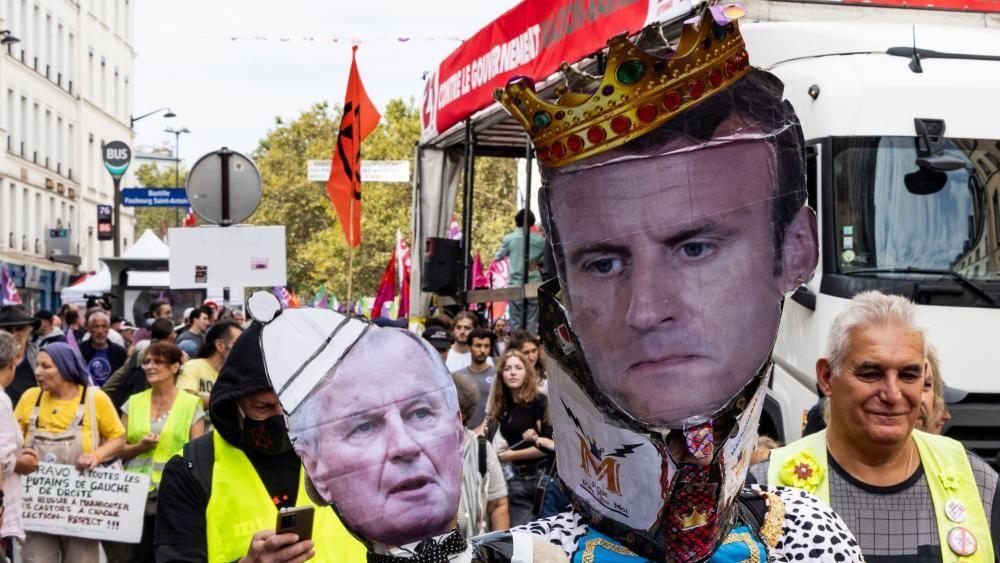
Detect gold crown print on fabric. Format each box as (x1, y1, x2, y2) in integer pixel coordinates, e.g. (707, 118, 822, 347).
(494, 5, 750, 168)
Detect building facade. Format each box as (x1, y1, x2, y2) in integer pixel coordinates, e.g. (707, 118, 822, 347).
(0, 0, 136, 311)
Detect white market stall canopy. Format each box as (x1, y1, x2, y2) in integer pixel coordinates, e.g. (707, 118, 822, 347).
(123, 229, 170, 260)
(60, 262, 112, 304)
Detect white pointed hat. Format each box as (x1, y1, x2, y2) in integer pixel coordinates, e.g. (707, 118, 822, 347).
(246, 291, 370, 414)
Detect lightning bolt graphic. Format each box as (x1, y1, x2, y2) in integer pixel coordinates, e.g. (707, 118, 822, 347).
(608, 443, 644, 458)
(561, 398, 586, 434)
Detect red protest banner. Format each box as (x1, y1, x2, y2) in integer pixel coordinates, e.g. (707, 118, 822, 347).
(422, 0, 692, 139)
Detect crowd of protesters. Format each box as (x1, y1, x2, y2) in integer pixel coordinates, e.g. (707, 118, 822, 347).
(0, 286, 996, 561)
(0, 299, 247, 562)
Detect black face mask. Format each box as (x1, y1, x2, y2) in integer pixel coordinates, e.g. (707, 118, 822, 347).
(241, 413, 292, 455)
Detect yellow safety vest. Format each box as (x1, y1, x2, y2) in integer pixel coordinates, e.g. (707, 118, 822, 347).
(768, 429, 995, 562)
(126, 389, 201, 488)
(205, 431, 366, 563)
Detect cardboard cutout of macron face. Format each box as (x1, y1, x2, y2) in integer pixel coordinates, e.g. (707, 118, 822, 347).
(247, 292, 463, 548)
(497, 9, 819, 429)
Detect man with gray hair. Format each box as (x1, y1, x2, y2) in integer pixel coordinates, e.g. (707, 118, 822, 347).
(753, 290, 999, 562)
(80, 310, 127, 387)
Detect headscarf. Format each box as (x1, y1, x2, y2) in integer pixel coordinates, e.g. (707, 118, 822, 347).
(42, 342, 92, 386)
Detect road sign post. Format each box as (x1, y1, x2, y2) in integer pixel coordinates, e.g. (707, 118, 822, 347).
(102, 141, 132, 256)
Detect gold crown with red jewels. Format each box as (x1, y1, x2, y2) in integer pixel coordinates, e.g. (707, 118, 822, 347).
(494, 7, 750, 168)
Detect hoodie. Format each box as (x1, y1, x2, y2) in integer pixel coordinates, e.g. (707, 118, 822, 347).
(154, 321, 302, 562)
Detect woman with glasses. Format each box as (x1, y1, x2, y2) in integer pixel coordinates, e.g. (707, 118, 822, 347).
(108, 341, 204, 563)
(13, 342, 125, 563)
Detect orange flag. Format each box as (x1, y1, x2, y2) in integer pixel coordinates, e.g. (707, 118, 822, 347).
(327, 45, 382, 247)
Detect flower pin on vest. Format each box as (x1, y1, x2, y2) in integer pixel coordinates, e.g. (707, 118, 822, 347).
(939, 468, 960, 492)
(780, 451, 823, 493)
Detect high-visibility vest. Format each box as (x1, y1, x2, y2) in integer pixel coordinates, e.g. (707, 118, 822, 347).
(768, 429, 994, 562)
(204, 431, 366, 563)
(126, 389, 201, 488)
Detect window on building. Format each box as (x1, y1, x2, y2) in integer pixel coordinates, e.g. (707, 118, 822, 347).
(44, 13, 51, 76)
(56, 23, 64, 84)
(113, 70, 119, 120)
(44, 109, 51, 166)
(31, 4, 39, 67)
(19, 0, 27, 60)
(21, 187, 27, 249)
(56, 116, 63, 172)
(88, 135, 95, 188)
(67, 123, 74, 178)
(31, 102, 39, 159)
(19, 96, 27, 154)
(5, 90, 13, 145)
(9, 184, 19, 245)
(68, 33, 76, 91)
(6, 183, 15, 246)
(35, 192, 42, 253)
(88, 50, 94, 100)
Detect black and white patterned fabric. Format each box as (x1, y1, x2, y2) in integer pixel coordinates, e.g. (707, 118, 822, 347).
(367, 530, 468, 563)
(515, 485, 864, 562)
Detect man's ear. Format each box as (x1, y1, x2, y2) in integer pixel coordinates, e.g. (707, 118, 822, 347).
(816, 358, 834, 398)
(780, 206, 819, 294)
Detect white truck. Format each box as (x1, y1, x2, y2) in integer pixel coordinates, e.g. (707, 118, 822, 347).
(741, 21, 1000, 467)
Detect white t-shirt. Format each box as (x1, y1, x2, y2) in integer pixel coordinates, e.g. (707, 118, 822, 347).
(446, 349, 494, 373)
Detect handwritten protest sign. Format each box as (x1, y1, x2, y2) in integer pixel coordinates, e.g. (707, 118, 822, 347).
(21, 462, 150, 543)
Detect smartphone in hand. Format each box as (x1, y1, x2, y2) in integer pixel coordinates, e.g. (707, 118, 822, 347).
(275, 505, 315, 542)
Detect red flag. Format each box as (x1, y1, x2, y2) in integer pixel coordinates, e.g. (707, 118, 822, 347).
(395, 230, 411, 318)
(184, 207, 196, 227)
(327, 46, 381, 247)
(371, 250, 397, 319)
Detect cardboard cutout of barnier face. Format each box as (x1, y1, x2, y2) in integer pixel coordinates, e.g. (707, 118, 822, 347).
(540, 68, 819, 428)
(247, 292, 463, 548)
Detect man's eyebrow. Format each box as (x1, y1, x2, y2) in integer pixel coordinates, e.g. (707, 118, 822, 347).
(566, 221, 733, 263)
(853, 361, 884, 371)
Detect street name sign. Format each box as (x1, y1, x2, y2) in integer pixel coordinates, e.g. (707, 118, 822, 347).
(121, 188, 190, 207)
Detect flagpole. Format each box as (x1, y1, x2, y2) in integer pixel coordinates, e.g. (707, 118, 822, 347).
(347, 201, 354, 306)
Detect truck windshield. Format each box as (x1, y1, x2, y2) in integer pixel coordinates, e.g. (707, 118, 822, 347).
(832, 136, 1000, 281)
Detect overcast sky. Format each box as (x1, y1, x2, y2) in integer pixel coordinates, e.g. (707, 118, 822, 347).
(133, 0, 520, 165)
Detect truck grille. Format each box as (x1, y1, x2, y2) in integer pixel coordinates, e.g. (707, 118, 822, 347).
(943, 393, 1000, 472)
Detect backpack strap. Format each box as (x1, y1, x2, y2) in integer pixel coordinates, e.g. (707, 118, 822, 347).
(477, 434, 488, 478)
(737, 488, 768, 531)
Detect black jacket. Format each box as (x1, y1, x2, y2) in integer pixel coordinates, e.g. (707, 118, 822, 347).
(6, 353, 36, 407)
(78, 340, 128, 382)
(154, 321, 302, 562)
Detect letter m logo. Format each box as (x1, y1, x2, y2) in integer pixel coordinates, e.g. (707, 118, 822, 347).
(577, 434, 623, 496)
